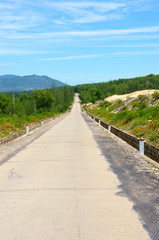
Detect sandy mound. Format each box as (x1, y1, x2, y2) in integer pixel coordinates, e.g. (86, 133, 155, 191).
(105, 89, 159, 102)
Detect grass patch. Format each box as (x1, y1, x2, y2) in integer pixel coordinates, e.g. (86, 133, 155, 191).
(108, 100, 122, 112)
(88, 105, 159, 147)
(0, 111, 64, 138)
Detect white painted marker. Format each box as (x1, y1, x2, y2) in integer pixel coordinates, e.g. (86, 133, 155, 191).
(139, 137, 144, 155)
(26, 125, 29, 134)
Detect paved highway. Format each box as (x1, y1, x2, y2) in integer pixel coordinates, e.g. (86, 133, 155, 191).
(0, 96, 151, 239)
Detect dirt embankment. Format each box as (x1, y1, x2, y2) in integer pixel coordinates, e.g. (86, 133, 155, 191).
(105, 89, 159, 102)
(85, 89, 159, 147)
(86, 89, 159, 112)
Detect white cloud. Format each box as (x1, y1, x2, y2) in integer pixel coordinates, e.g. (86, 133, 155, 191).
(0, 3, 16, 9)
(73, 12, 123, 24)
(88, 43, 159, 48)
(0, 1, 46, 32)
(0, 49, 48, 55)
(0, 0, 155, 33)
(110, 50, 159, 55)
(124, 0, 154, 11)
(40, 54, 104, 61)
(40, 50, 159, 61)
(44, 1, 126, 24)
(45, 2, 126, 12)
(9, 26, 159, 39)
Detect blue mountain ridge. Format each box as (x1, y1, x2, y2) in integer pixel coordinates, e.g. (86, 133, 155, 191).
(0, 74, 66, 92)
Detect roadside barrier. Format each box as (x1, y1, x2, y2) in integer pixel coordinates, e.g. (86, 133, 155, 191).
(108, 124, 111, 132)
(0, 110, 71, 146)
(139, 137, 144, 155)
(26, 125, 29, 134)
(85, 111, 159, 163)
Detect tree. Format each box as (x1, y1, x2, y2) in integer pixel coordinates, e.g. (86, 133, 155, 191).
(0, 93, 12, 114)
(31, 89, 55, 112)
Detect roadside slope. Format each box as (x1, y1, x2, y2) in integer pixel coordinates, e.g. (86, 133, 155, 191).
(85, 89, 159, 147)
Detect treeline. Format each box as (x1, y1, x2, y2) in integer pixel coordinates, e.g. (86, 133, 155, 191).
(74, 74, 159, 103)
(0, 86, 74, 116)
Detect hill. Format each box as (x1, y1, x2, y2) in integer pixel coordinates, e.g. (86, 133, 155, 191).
(0, 74, 66, 92)
(86, 89, 159, 110)
(84, 90, 159, 147)
(76, 74, 159, 104)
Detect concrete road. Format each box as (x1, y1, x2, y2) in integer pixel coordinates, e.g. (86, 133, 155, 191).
(0, 96, 151, 240)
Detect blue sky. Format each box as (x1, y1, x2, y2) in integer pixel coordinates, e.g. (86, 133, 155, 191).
(0, 0, 159, 85)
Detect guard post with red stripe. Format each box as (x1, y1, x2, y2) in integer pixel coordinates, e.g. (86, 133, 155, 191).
(139, 137, 144, 155)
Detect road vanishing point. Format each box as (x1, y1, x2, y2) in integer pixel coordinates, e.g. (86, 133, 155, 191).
(0, 95, 154, 240)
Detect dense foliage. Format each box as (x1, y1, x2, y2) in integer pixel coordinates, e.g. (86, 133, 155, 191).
(0, 86, 74, 138)
(86, 96, 159, 147)
(75, 74, 159, 103)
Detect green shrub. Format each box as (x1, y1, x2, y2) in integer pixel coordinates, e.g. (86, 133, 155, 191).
(137, 95, 143, 100)
(132, 127, 146, 138)
(99, 101, 112, 108)
(129, 118, 148, 130)
(148, 120, 159, 130)
(152, 91, 159, 100)
(132, 101, 140, 108)
(132, 101, 148, 109)
(122, 106, 127, 111)
(108, 100, 122, 112)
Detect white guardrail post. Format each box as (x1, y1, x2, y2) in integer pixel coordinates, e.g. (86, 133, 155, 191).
(108, 124, 111, 132)
(26, 125, 29, 134)
(139, 137, 144, 155)
(99, 120, 101, 125)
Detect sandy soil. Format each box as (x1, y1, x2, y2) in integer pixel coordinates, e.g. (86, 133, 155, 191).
(105, 89, 159, 102)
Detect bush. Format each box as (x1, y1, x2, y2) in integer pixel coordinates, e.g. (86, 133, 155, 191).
(137, 95, 143, 100)
(152, 91, 159, 100)
(129, 118, 148, 130)
(108, 100, 122, 112)
(148, 120, 159, 130)
(132, 127, 146, 138)
(132, 101, 148, 109)
(122, 106, 127, 111)
(99, 101, 112, 108)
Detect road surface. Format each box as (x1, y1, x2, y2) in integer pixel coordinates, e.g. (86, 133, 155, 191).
(0, 96, 151, 240)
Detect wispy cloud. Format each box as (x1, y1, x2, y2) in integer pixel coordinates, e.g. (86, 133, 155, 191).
(44, 2, 126, 13)
(40, 50, 159, 61)
(40, 54, 104, 61)
(0, 49, 48, 55)
(110, 50, 159, 55)
(9, 26, 159, 39)
(125, 0, 154, 12)
(0, 0, 156, 34)
(88, 43, 159, 48)
(44, 1, 126, 24)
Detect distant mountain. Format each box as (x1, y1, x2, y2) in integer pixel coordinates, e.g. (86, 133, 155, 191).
(0, 74, 66, 92)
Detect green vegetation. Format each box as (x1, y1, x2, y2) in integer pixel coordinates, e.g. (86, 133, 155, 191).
(152, 91, 159, 100)
(0, 86, 74, 138)
(132, 101, 148, 109)
(86, 103, 159, 146)
(108, 100, 122, 112)
(78, 88, 104, 103)
(75, 74, 159, 104)
(75, 73, 159, 146)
